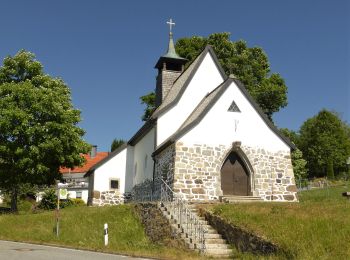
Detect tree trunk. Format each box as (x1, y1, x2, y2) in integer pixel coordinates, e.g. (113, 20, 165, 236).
(10, 187, 18, 212)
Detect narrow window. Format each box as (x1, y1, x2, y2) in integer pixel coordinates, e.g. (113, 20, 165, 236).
(110, 179, 119, 190)
(144, 155, 148, 169)
(228, 100, 241, 112)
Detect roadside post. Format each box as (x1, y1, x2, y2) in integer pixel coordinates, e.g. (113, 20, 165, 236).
(56, 182, 68, 237)
(104, 223, 108, 246)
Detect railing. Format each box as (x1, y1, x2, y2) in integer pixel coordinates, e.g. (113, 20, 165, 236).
(159, 178, 207, 253)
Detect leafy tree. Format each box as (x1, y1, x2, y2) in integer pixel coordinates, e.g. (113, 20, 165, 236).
(299, 109, 350, 177)
(140, 91, 155, 121)
(291, 148, 308, 180)
(0, 50, 90, 211)
(141, 32, 288, 121)
(111, 138, 126, 152)
(279, 128, 300, 146)
(279, 128, 308, 179)
(326, 159, 335, 179)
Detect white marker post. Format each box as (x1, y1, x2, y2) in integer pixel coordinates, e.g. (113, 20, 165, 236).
(104, 223, 108, 246)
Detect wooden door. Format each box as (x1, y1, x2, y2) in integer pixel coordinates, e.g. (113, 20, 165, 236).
(221, 152, 250, 195)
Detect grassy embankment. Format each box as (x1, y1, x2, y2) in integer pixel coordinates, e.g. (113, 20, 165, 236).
(0, 204, 200, 259)
(1, 184, 349, 259)
(206, 183, 350, 259)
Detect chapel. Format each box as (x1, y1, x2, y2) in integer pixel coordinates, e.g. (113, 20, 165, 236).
(85, 20, 298, 205)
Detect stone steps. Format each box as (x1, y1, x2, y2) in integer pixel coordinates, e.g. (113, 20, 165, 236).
(159, 203, 233, 258)
(221, 195, 263, 203)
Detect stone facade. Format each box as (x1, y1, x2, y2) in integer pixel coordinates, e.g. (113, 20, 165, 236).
(155, 141, 298, 202)
(92, 190, 124, 206)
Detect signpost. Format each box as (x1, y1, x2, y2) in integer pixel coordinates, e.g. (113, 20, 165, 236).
(56, 183, 68, 237)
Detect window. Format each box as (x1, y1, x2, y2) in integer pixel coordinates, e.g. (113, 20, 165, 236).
(144, 155, 148, 169)
(76, 191, 82, 199)
(110, 179, 119, 190)
(228, 100, 241, 112)
(134, 163, 137, 177)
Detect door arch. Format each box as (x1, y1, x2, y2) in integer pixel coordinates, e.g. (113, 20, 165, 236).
(220, 152, 250, 196)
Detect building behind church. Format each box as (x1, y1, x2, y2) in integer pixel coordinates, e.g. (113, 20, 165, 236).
(85, 28, 298, 206)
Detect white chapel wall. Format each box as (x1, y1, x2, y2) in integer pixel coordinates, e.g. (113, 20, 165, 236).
(157, 52, 225, 145)
(93, 147, 127, 194)
(133, 127, 155, 185)
(179, 81, 290, 152)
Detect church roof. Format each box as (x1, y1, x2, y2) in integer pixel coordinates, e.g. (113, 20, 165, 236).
(125, 45, 226, 148)
(152, 45, 227, 118)
(153, 77, 296, 156)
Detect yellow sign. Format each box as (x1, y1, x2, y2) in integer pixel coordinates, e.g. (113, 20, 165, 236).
(59, 189, 68, 199)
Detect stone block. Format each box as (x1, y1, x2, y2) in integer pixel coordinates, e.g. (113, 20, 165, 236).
(192, 188, 205, 194)
(286, 185, 297, 192)
(194, 179, 203, 184)
(93, 190, 100, 199)
(283, 195, 295, 201)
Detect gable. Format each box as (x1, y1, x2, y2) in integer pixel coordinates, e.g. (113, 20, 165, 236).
(156, 46, 227, 145)
(153, 78, 294, 156)
(179, 79, 293, 151)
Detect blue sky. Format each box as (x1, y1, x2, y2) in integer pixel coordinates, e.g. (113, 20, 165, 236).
(1, 0, 349, 152)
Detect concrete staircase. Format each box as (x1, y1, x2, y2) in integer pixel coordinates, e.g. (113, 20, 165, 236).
(220, 195, 263, 203)
(159, 202, 232, 258)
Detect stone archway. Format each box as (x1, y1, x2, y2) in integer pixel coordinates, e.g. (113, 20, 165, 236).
(221, 151, 251, 196)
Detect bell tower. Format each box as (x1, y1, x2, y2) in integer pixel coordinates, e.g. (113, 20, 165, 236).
(154, 19, 187, 107)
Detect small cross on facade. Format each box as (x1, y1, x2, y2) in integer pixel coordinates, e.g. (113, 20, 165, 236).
(167, 18, 175, 33)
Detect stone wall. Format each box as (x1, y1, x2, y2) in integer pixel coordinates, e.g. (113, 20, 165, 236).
(92, 190, 124, 206)
(171, 142, 297, 202)
(202, 210, 282, 255)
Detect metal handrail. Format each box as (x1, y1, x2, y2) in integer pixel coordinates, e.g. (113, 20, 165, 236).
(158, 178, 207, 253)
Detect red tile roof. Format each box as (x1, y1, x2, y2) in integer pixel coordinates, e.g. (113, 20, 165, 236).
(60, 152, 109, 174)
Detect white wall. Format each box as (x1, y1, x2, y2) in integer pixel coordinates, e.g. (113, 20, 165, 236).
(133, 128, 155, 185)
(67, 190, 89, 204)
(93, 147, 128, 194)
(157, 52, 225, 145)
(180, 81, 290, 152)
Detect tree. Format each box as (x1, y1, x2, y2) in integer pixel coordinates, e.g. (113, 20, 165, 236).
(111, 138, 126, 152)
(279, 128, 308, 180)
(0, 50, 90, 211)
(140, 91, 155, 121)
(298, 109, 350, 178)
(141, 32, 288, 121)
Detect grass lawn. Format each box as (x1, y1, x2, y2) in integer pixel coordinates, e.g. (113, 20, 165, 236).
(206, 183, 350, 259)
(0, 204, 200, 259)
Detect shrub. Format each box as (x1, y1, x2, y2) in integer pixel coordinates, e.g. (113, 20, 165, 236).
(18, 200, 35, 213)
(38, 189, 57, 210)
(71, 198, 86, 206)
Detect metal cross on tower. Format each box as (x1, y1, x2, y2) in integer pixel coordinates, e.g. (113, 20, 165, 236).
(166, 18, 175, 33)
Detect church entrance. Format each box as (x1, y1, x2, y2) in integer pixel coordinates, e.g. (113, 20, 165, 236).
(221, 152, 250, 196)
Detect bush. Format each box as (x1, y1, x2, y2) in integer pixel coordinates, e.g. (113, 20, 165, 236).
(38, 189, 57, 210)
(71, 198, 86, 206)
(18, 200, 35, 213)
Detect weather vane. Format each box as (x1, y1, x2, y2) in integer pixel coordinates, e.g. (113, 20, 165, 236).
(167, 18, 175, 33)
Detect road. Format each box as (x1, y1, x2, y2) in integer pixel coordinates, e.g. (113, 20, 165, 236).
(0, 240, 149, 260)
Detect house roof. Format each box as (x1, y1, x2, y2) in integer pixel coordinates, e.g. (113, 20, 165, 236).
(84, 143, 128, 177)
(153, 77, 295, 156)
(60, 152, 109, 174)
(152, 45, 227, 118)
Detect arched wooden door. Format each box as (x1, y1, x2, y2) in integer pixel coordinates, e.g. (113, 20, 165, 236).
(221, 152, 250, 196)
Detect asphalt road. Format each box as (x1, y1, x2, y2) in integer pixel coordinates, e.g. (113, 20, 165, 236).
(0, 240, 149, 260)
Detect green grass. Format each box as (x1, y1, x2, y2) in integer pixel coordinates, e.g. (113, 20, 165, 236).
(0, 204, 200, 259)
(207, 183, 350, 259)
